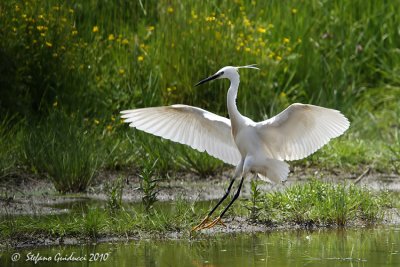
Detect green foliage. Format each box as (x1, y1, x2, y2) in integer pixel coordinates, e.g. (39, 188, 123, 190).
(139, 159, 160, 213)
(82, 208, 106, 237)
(243, 179, 264, 222)
(23, 111, 99, 193)
(176, 147, 224, 177)
(0, 116, 22, 179)
(0, 0, 399, 176)
(263, 179, 388, 226)
(386, 130, 400, 174)
(104, 175, 125, 211)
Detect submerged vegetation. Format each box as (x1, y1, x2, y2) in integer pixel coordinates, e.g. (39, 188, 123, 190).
(0, 1, 399, 191)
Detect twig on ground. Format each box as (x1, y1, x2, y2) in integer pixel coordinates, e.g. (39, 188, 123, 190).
(354, 168, 371, 184)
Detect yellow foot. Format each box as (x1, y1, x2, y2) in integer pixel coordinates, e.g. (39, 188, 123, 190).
(204, 216, 226, 229)
(191, 215, 210, 232)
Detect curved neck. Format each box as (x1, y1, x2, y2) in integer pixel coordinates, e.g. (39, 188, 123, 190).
(227, 74, 242, 121)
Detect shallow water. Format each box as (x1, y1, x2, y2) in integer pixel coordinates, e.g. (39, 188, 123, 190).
(2, 226, 399, 267)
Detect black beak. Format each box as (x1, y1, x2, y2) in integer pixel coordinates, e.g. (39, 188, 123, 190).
(195, 72, 223, 87)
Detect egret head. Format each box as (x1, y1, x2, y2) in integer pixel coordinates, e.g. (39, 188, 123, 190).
(195, 64, 259, 86)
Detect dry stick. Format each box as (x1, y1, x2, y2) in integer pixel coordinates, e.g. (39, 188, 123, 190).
(354, 168, 371, 184)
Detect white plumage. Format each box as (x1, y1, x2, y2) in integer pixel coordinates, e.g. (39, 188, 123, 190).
(121, 104, 241, 165)
(121, 65, 350, 184)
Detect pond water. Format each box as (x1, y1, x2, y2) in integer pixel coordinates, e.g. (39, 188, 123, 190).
(2, 226, 399, 267)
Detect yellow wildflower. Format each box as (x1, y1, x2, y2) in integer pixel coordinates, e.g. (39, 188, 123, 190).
(291, 8, 298, 14)
(268, 52, 275, 58)
(283, 37, 290, 44)
(167, 7, 174, 13)
(137, 55, 144, 62)
(119, 68, 125, 75)
(45, 42, 52, 47)
(108, 34, 115, 41)
(72, 30, 78, 36)
(106, 125, 113, 131)
(245, 47, 251, 52)
(257, 27, 266, 33)
(205, 16, 216, 22)
(244, 17, 251, 27)
(148, 26, 155, 31)
(122, 39, 129, 45)
(92, 26, 99, 33)
(276, 55, 282, 61)
(94, 119, 100, 125)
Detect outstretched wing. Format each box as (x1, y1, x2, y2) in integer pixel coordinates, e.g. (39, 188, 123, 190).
(121, 104, 241, 165)
(256, 103, 350, 161)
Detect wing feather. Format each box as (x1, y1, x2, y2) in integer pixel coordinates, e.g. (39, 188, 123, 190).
(256, 103, 349, 161)
(121, 104, 241, 165)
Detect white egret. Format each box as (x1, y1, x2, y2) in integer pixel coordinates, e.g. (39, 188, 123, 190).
(121, 65, 350, 231)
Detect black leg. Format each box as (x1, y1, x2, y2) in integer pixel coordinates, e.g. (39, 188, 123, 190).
(207, 177, 236, 216)
(220, 176, 244, 218)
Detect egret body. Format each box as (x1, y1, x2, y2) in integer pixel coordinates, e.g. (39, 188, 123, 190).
(121, 65, 350, 230)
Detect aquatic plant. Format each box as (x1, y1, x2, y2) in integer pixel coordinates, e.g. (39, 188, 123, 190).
(139, 159, 160, 213)
(104, 175, 125, 211)
(243, 179, 264, 222)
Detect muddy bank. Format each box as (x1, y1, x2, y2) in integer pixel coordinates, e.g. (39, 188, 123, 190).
(3, 207, 400, 250)
(1, 168, 399, 216)
(1, 169, 399, 249)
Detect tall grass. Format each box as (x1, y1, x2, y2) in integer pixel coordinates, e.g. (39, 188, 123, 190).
(0, 0, 399, 181)
(0, 116, 22, 179)
(23, 111, 100, 193)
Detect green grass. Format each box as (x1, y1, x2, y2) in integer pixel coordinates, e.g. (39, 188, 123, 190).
(23, 111, 100, 193)
(0, 116, 22, 179)
(0, 181, 392, 245)
(0, 198, 201, 241)
(247, 179, 391, 226)
(0, 0, 399, 191)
